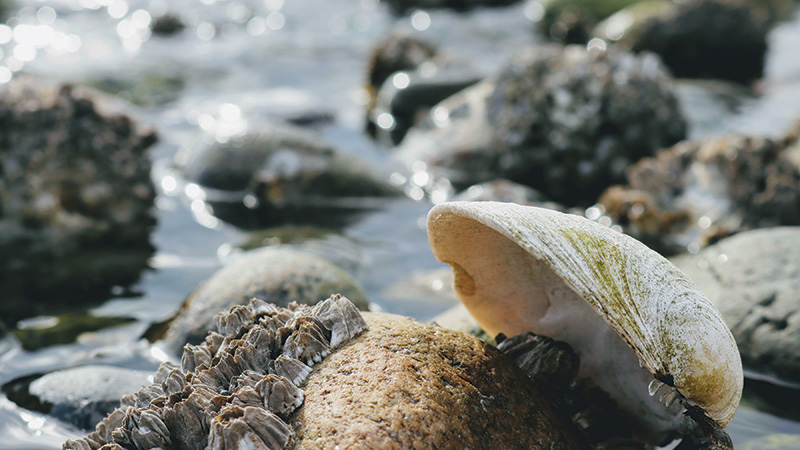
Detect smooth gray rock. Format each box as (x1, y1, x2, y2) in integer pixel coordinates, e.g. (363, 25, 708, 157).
(29, 366, 152, 430)
(672, 227, 800, 384)
(160, 246, 369, 354)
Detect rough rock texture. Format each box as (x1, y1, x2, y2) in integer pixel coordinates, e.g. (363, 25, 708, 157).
(174, 123, 399, 228)
(611, 0, 769, 83)
(65, 296, 582, 450)
(64, 295, 369, 450)
(158, 246, 369, 355)
(597, 124, 800, 255)
(671, 227, 800, 385)
(395, 45, 686, 205)
(0, 78, 157, 325)
(291, 313, 584, 450)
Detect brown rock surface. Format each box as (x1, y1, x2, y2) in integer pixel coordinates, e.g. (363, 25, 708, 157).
(290, 312, 584, 450)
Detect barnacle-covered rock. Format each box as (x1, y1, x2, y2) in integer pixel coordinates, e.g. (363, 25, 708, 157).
(0, 77, 157, 325)
(596, 125, 800, 255)
(394, 44, 686, 205)
(157, 247, 369, 355)
(63, 294, 367, 450)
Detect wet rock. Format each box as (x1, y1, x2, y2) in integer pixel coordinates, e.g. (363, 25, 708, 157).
(539, 0, 641, 43)
(150, 14, 185, 35)
(5, 366, 152, 431)
(381, 0, 521, 15)
(370, 65, 483, 146)
(67, 295, 582, 450)
(740, 433, 800, 450)
(158, 246, 368, 355)
(452, 179, 577, 213)
(0, 77, 157, 326)
(173, 122, 400, 228)
(395, 45, 686, 205)
(597, 125, 800, 255)
(671, 227, 800, 385)
(366, 33, 438, 103)
(291, 312, 583, 449)
(597, 0, 769, 83)
(13, 314, 135, 351)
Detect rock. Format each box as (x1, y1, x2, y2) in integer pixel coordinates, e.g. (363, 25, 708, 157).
(158, 246, 369, 354)
(395, 45, 686, 205)
(66, 296, 583, 450)
(452, 179, 577, 213)
(173, 122, 400, 228)
(597, 125, 800, 255)
(5, 366, 151, 431)
(740, 433, 800, 450)
(381, 0, 521, 15)
(13, 314, 135, 351)
(366, 33, 438, 103)
(0, 78, 157, 326)
(539, 0, 641, 43)
(370, 65, 483, 146)
(292, 313, 583, 449)
(671, 228, 800, 384)
(598, 0, 770, 83)
(150, 14, 185, 35)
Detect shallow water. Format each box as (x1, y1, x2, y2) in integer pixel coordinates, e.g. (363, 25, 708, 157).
(1, 0, 800, 448)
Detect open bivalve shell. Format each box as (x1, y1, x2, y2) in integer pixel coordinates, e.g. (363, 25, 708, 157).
(427, 201, 742, 445)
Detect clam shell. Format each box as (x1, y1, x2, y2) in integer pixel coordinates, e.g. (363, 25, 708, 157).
(427, 201, 742, 444)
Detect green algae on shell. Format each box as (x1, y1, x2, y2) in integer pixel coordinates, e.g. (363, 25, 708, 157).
(427, 201, 742, 445)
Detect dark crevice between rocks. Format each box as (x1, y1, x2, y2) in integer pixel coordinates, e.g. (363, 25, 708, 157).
(2, 373, 53, 417)
(496, 332, 643, 449)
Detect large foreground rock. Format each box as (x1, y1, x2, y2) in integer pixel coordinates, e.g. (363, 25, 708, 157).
(672, 228, 800, 384)
(291, 313, 583, 449)
(65, 297, 582, 450)
(0, 78, 157, 325)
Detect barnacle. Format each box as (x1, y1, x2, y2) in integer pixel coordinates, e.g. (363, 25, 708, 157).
(62, 294, 367, 450)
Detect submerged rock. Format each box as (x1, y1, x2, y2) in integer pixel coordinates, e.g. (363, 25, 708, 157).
(597, 123, 800, 255)
(5, 366, 153, 431)
(395, 45, 686, 205)
(538, 0, 641, 43)
(0, 78, 157, 325)
(597, 0, 769, 83)
(158, 247, 368, 355)
(65, 295, 582, 450)
(381, 0, 521, 15)
(672, 227, 800, 385)
(173, 123, 400, 228)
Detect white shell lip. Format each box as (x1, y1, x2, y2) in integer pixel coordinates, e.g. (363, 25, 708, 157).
(427, 201, 742, 442)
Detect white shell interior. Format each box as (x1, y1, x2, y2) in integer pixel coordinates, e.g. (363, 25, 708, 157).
(431, 210, 685, 444)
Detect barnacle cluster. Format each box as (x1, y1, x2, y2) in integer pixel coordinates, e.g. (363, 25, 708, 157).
(63, 294, 368, 450)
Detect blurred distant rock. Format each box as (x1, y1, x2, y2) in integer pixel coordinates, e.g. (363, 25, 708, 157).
(394, 45, 686, 205)
(538, 0, 641, 43)
(150, 14, 185, 36)
(596, 120, 800, 255)
(596, 0, 770, 83)
(0, 78, 157, 325)
(381, 0, 521, 15)
(173, 122, 400, 228)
